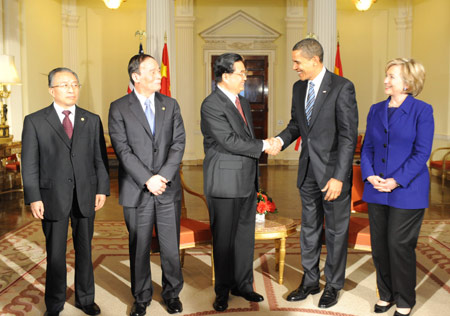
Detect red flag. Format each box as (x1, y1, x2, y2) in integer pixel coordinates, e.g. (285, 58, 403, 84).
(334, 41, 343, 76)
(160, 43, 171, 97)
(295, 137, 301, 151)
(127, 81, 134, 94)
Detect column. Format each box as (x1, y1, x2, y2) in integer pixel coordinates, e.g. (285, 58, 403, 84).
(62, 0, 80, 71)
(175, 0, 196, 162)
(147, 0, 176, 95)
(285, 0, 306, 88)
(307, 0, 336, 70)
(395, 0, 412, 58)
(2, 0, 22, 140)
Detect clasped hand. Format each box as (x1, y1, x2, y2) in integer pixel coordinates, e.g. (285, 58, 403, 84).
(146, 174, 169, 195)
(264, 137, 282, 155)
(367, 175, 398, 192)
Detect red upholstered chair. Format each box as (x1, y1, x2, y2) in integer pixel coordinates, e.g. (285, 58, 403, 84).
(151, 165, 214, 283)
(353, 134, 364, 159)
(348, 164, 371, 250)
(429, 147, 450, 190)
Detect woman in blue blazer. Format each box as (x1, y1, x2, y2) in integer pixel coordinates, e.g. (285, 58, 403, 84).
(361, 58, 434, 316)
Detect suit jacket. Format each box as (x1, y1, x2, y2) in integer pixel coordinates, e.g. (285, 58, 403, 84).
(21, 104, 110, 220)
(108, 91, 185, 207)
(278, 70, 358, 191)
(201, 88, 263, 198)
(361, 95, 434, 209)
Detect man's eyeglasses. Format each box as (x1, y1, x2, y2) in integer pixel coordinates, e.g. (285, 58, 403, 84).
(51, 83, 81, 90)
(230, 71, 248, 78)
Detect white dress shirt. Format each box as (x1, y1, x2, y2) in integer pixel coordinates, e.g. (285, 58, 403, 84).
(53, 102, 76, 126)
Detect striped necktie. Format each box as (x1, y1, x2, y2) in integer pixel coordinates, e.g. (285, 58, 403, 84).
(305, 81, 315, 125)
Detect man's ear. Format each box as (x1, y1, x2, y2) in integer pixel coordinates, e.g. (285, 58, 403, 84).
(131, 72, 139, 84)
(48, 88, 55, 98)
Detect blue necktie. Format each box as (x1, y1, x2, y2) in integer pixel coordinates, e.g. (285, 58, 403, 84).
(305, 81, 315, 125)
(144, 98, 155, 135)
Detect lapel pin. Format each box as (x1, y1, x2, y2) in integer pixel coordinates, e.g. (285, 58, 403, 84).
(162, 107, 166, 111)
(81, 117, 85, 121)
(323, 90, 327, 93)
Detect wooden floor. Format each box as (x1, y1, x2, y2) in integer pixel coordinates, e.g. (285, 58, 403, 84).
(1, 165, 449, 237)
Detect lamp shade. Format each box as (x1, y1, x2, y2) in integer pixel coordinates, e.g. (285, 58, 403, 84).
(0, 55, 20, 84)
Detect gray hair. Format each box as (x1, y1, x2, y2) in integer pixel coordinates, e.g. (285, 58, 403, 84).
(48, 67, 79, 87)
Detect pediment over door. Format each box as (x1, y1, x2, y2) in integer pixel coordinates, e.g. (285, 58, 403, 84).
(199, 10, 281, 50)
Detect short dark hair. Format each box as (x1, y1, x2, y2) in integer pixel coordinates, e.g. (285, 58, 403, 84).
(128, 54, 155, 85)
(293, 38, 324, 63)
(48, 67, 79, 87)
(214, 53, 244, 83)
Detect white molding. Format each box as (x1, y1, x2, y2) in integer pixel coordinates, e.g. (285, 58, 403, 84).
(199, 10, 280, 41)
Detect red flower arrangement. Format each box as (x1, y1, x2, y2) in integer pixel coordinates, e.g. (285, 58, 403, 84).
(256, 190, 278, 215)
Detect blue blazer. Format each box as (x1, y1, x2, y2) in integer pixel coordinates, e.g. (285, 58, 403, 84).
(361, 95, 434, 209)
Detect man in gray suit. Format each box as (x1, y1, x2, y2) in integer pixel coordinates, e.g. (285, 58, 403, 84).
(270, 38, 358, 308)
(201, 53, 277, 312)
(108, 54, 185, 316)
(22, 67, 110, 316)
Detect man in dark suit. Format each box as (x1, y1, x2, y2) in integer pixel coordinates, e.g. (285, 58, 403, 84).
(21, 67, 110, 316)
(201, 53, 277, 312)
(270, 38, 358, 308)
(108, 54, 185, 316)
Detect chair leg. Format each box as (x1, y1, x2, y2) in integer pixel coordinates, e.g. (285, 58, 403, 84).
(180, 249, 186, 267)
(211, 248, 215, 285)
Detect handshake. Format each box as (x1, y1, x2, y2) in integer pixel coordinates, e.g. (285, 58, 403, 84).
(264, 137, 282, 156)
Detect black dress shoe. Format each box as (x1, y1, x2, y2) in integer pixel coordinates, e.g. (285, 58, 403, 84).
(231, 290, 264, 302)
(75, 302, 101, 315)
(164, 297, 183, 314)
(394, 310, 411, 316)
(213, 295, 229, 312)
(374, 301, 395, 313)
(318, 286, 339, 308)
(130, 301, 150, 316)
(286, 283, 320, 301)
(44, 311, 61, 316)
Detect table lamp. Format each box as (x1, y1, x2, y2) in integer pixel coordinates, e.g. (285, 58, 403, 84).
(0, 55, 21, 143)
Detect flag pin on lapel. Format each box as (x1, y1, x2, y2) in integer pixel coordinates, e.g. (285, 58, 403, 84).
(323, 91, 327, 93)
(81, 117, 85, 121)
(162, 107, 166, 111)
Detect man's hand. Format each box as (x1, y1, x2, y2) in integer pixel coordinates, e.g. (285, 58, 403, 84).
(322, 178, 343, 201)
(145, 174, 169, 195)
(30, 201, 45, 219)
(265, 137, 282, 156)
(95, 194, 107, 211)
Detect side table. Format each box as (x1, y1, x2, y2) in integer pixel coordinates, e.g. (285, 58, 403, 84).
(255, 214, 299, 284)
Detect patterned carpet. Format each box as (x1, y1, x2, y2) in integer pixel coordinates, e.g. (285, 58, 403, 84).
(0, 220, 449, 316)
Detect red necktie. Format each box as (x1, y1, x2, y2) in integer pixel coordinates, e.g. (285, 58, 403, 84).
(62, 110, 73, 139)
(235, 96, 247, 125)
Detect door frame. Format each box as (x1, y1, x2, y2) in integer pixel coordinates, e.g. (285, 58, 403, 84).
(203, 50, 276, 145)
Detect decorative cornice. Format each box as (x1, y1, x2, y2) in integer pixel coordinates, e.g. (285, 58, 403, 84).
(199, 10, 280, 42)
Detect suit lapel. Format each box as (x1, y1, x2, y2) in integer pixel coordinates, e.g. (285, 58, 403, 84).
(308, 70, 331, 129)
(71, 106, 87, 149)
(45, 104, 72, 148)
(378, 98, 389, 129)
(296, 81, 308, 130)
(129, 92, 153, 139)
(215, 89, 252, 137)
(154, 93, 166, 141)
(389, 95, 412, 127)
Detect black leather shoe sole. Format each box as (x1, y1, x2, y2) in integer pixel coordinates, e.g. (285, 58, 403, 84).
(286, 285, 321, 301)
(375, 302, 395, 313)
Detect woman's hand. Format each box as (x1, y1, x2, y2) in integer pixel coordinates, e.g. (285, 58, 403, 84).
(367, 175, 399, 192)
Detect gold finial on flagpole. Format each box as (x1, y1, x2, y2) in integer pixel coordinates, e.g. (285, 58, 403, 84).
(305, 32, 317, 40)
(164, 32, 167, 44)
(135, 30, 146, 42)
(337, 31, 340, 44)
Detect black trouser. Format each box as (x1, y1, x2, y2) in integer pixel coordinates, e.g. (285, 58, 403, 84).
(124, 196, 183, 304)
(42, 194, 95, 313)
(207, 191, 257, 297)
(368, 203, 424, 308)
